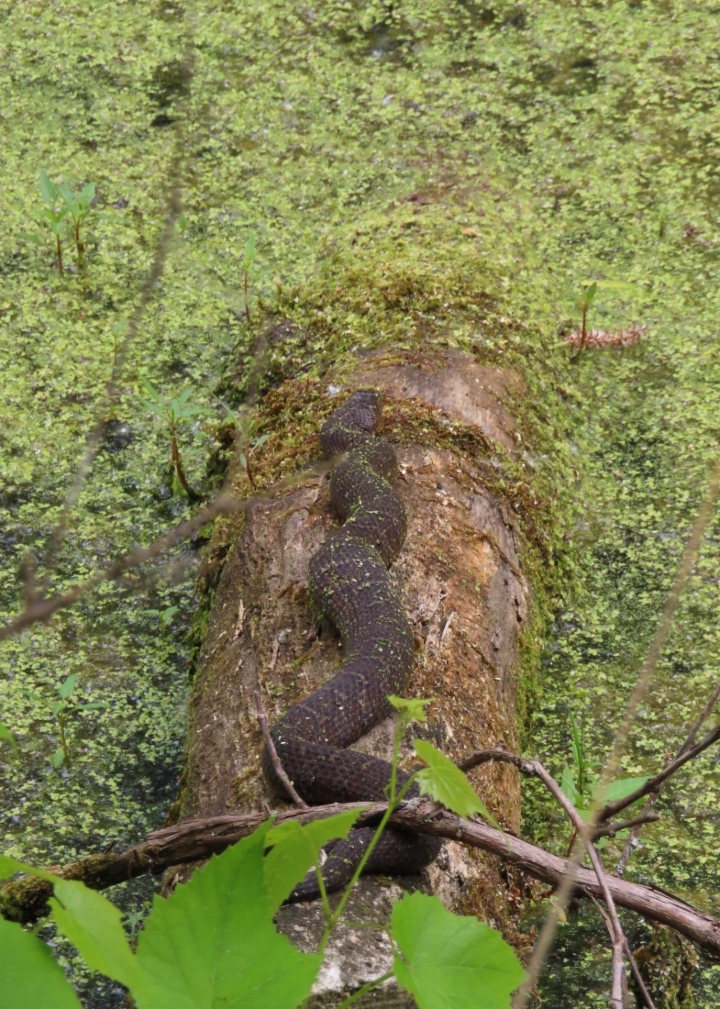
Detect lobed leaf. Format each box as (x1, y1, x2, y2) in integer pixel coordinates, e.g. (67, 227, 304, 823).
(265, 808, 365, 909)
(389, 695, 432, 726)
(134, 821, 321, 1009)
(0, 916, 82, 1009)
(50, 880, 147, 995)
(391, 892, 525, 1009)
(414, 740, 500, 828)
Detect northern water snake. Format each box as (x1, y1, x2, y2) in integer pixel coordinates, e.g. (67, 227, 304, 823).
(262, 389, 441, 898)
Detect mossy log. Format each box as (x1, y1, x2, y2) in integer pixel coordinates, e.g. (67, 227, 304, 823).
(176, 349, 532, 1004)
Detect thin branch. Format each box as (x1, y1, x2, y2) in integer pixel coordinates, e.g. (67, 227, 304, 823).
(506, 758, 628, 1008)
(616, 679, 720, 875)
(0, 494, 238, 641)
(38, 47, 196, 586)
(588, 895, 657, 1009)
(598, 722, 720, 822)
(512, 455, 720, 1009)
(594, 813, 659, 838)
(624, 938, 657, 1009)
(254, 686, 307, 808)
(4, 800, 720, 958)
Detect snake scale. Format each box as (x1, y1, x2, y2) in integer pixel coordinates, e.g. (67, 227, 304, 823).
(262, 389, 441, 899)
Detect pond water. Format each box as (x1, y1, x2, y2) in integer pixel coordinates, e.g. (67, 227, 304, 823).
(2, 1, 719, 1004)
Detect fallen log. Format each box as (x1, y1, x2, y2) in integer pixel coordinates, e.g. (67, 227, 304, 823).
(2, 799, 720, 957)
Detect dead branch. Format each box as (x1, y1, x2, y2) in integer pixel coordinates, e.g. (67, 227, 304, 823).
(598, 722, 720, 822)
(0, 493, 239, 641)
(254, 686, 307, 808)
(512, 459, 720, 1008)
(617, 679, 720, 875)
(3, 800, 720, 957)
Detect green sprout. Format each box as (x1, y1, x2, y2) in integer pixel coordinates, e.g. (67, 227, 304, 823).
(37, 171, 69, 276)
(60, 180, 96, 269)
(139, 380, 205, 502)
(21, 674, 104, 770)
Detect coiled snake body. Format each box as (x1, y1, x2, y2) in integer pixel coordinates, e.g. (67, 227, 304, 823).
(262, 390, 441, 899)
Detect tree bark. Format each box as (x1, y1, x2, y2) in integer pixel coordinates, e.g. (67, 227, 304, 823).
(175, 349, 532, 1002)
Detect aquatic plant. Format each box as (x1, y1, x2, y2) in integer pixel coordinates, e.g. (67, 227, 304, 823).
(20, 674, 103, 770)
(138, 381, 204, 502)
(37, 171, 69, 276)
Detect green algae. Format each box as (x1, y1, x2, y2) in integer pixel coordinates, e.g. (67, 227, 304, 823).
(1, 0, 720, 1004)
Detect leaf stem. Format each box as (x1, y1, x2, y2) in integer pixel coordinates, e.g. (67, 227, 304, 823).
(333, 972, 393, 1008)
(319, 718, 418, 951)
(314, 859, 333, 927)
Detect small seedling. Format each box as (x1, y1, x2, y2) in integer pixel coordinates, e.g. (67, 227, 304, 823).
(60, 181, 96, 269)
(557, 711, 650, 852)
(139, 380, 205, 501)
(21, 674, 104, 770)
(37, 170, 69, 276)
(212, 395, 269, 488)
(242, 232, 257, 323)
(141, 604, 179, 632)
(239, 434, 270, 489)
(37, 172, 98, 273)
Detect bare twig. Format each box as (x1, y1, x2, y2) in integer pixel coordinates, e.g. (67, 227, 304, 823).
(624, 937, 658, 1009)
(510, 759, 628, 1008)
(616, 679, 720, 874)
(0, 494, 238, 641)
(593, 813, 660, 838)
(598, 722, 720, 822)
(512, 457, 720, 1009)
(588, 895, 657, 1009)
(4, 800, 720, 956)
(254, 686, 307, 808)
(38, 48, 196, 587)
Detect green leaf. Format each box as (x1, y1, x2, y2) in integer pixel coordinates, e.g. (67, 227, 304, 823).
(134, 822, 321, 1009)
(244, 231, 257, 265)
(597, 776, 650, 804)
(414, 740, 500, 828)
(52, 747, 66, 769)
(391, 892, 525, 1009)
(79, 182, 95, 206)
(140, 378, 165, 407)
(138, 397, 167, 421)
(39, 170, 58, 208)
(58, 673, 78, 699)
(0, 854, 58, 883)
(19, 231, 44, 246)
(389, 695, 432, 725)
(560, 764, 581, 808)
(0, 722, 18, 755)
(50, 880, 147, 994)
(0, 916, 83, 1009)
(265, 808, 365, 909)
(52, 700, 65, 716)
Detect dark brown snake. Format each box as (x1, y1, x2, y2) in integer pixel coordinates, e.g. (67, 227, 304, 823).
(262, 389, 441, 899)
